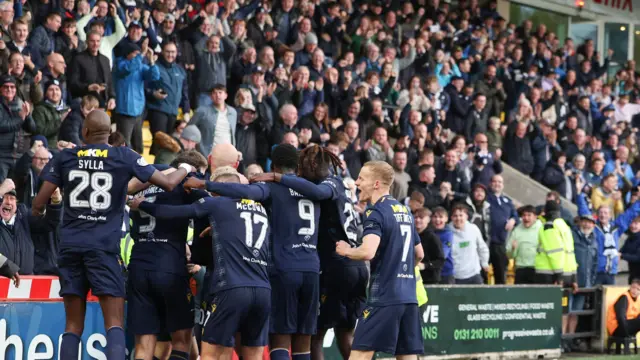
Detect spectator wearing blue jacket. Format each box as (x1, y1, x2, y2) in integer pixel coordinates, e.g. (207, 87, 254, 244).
(487, 174, 519, 284)
(112, 42, 160, 154)
(146, 41, 190, 153)
(432, 206, 454, 284)
(577, 192, 640, 284)
(603, 145, 634, 190)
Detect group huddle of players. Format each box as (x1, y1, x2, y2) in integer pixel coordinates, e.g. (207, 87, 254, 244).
(30, 110, 425, 360)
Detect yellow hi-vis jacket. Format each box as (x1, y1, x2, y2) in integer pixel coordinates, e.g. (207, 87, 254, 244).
(120, 233, 134, 268)
(535, 217, 575, 277)
(415, 266, 428, 306)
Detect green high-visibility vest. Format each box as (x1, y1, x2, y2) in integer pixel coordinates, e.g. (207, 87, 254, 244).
(415, 267, 428, 306)
(120, 233, 134, 267)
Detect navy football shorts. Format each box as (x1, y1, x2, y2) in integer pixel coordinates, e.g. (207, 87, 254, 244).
(126, 267, 194, 335)
(202, 287, 270, 347)
(318, 265, 369, 330)
(269, 271, 319, 335)
(58, 248, 126, 298)
(352, 304, 423, 355)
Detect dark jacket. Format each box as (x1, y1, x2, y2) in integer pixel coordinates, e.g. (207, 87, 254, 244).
(419, 228, 445, 284)
(0, 203, 61, 275)
(28, 25, 56, 56)
(435, 162, 470, 202)
(542, 161, 568, 198)
(32, 101, 64, 150)
(474, 77, 506, 117)
(68, 50, 115, 105)
(487, 193, 518, 245)
(504, 122, 535, 176)
(147, 59, 190, 116)
(0, 99, 36, 160)
(464, 106, 488, 142)
(444, 84, 470, 135)
(572, 228, 599, 288)
(58, 105, 84, 146)
(621, 232, 640, 282)
(408, 182, 443, 210)
(194, 36, 237, 93)
(298, 116, 332, 146)
(13, 151, 41, 208)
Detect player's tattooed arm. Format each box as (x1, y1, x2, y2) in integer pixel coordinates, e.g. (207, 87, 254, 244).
(128, 167, 177, 195)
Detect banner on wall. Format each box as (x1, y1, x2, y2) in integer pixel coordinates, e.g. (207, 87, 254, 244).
(420, 286, 562, 357)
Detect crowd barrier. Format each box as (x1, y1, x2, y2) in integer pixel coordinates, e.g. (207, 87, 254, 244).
(0, 278, 568, 360)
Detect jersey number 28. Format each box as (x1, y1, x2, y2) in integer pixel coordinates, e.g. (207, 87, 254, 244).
(68, 170, 113, 210)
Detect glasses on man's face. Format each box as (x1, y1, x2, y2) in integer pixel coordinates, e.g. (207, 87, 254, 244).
(34, 157, 49, 162)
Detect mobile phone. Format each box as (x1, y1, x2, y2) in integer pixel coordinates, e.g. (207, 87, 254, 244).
(158, 89, 167, 95)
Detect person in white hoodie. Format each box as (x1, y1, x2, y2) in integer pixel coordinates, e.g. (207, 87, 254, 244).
(450, 203, 490, 284)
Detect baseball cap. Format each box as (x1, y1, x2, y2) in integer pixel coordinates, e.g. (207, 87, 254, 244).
(128, 20, 142, 29)
(580, 214, 596, 223)
(240, 103, 256, 112)
(0, 75, 16, 86)
(252, 66, 265, 74)
(603, 104, 615, 112)
(3, 189, 17, 198)
(180, 125, 202, 143)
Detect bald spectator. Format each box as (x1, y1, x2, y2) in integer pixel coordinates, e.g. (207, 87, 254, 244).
(13, 138, 49, 207)
(366, 127, 394, 163)
(270, 104, 299, 146)
(41, 53, 68, 104)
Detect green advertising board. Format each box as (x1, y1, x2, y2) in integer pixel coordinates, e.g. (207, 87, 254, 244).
(420, 285, 562, 356)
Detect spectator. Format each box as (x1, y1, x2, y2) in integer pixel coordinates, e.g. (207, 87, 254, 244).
(59, 95, 99, 146)
(41, 53, 68, 105)
(486, 117, 503, 154)
(465, 183, 491, 247)
(270, 103, 298, 148)
(195, 33, 237, 107)
(604, 146, 634, 190)
(32, 79, 71, 150)
(435, 149, 470, 202)
(565, 128, 592, 162)
(13, 138, 49, 207)
(507, 205, 542, 284)
(68, 31, 115, 109)
(390, 151, 411, 202)
(465, 93, 488, 141)
(235, 103, 270, 170)
(571, 214, 599, 314)
(487, 175, 518, 284)
(0, 187, 62, 275)
(298, 103, 332, 146)
(0, 75, 35, 182)
(542, 151, 571, 200)
(431, 206, 454, 285)
(606, 279, 640, 339)
(190, 84, 237, 157)
(55, 18, 85, 65)
(28, 12, 61, 57)
(154, 125, 202, 165)
(504, 121, 535, 176)
(591, 174, 624, 218)
(621, 217, 640, 283)
(469, 132, 503, 186)
(450, 203, 490, 285)
(7, 52, 43, 106)
(4, 19, 44, 71)
(415, 208, 444, 284)
(474, 64, 505, 117)
(75, 2, 126, 67)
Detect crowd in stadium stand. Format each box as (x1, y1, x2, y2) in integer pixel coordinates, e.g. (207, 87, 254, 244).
(1, 0, 640, 317)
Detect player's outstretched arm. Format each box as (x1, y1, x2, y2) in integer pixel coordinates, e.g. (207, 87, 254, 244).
(278, 175, 334, 201)
(128, 167, 177, 195)
(31, 181, 58, 216)
(147, 163, 195, 192)
(336, 235, 380, 261)
(129, 196, 202, 219)
(205, 181, 269, 201)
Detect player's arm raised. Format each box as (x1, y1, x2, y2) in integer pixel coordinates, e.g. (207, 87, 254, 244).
(203, 181, 270, 201)
(251, 173, 334, 201)
(146, 163, 195, 192)
(128, 167, 177, 195)
(32, 181, 58, 216)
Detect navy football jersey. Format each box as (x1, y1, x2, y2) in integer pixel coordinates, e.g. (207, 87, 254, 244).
(41, 144, 156, 254)
(277, 175, 362, 269)
(363, 195, 419, 306)
(129, 183, 191, 274)
(205, 181, 321, 273)
(139, 196, 271, 293)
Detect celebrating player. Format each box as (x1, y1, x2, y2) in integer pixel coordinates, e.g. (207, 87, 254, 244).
(128, 150, 208, 360)
(130, 166, 271, 360)
(251, 145, 368, 360)
(31, 110, 196, 360)
(184, 144, 321, 360)
(339, 161, 424, 360)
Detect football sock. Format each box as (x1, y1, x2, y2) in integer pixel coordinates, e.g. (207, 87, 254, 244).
(292, 352, 311, 360)
(270, 348, 290, 360)
(106, 326, 126, 360)
(60, 332, 81, 360)
(169, 350, 189, 360)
